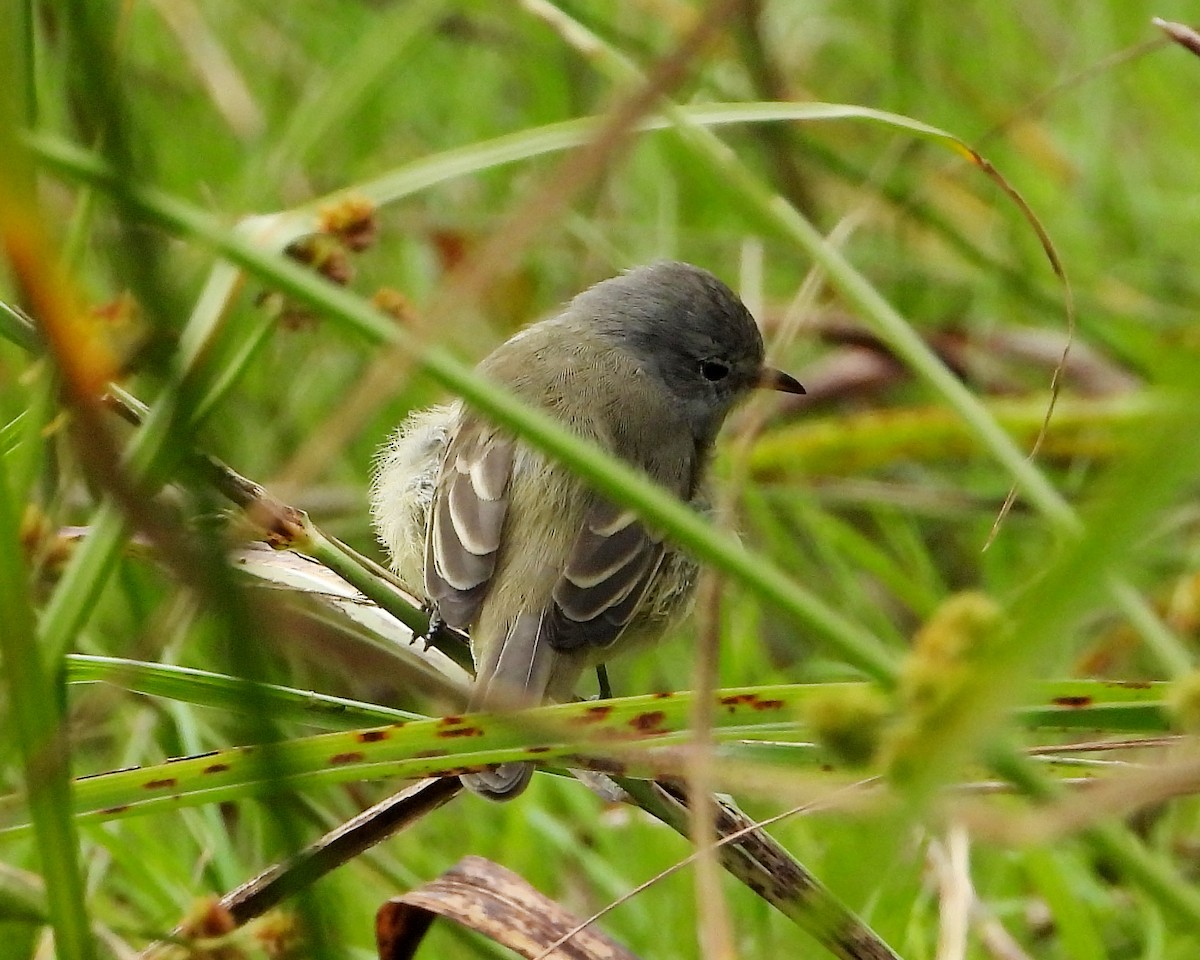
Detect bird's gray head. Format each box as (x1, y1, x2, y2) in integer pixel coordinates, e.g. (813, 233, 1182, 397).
(574, 261, 803, 448)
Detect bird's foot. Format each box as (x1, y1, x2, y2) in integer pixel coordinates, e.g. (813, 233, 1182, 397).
(420, 608, 447, 652)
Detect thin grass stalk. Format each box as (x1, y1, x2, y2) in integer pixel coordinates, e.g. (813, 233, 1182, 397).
(0, 458, 94, 960)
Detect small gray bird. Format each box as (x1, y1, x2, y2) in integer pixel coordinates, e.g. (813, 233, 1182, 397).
(370, 261, 803, 799)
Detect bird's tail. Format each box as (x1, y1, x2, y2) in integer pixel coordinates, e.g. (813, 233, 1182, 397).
(461, 611, 555, 801)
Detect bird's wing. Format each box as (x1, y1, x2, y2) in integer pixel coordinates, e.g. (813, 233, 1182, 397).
(424, 422, 514, 630)
(462, 503, 666, 802)
(545, 497, 666, 652)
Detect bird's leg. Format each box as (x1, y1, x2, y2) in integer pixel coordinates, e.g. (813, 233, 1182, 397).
(411, 604, 474, 673)
(594, 664, 613, 701)
(420, 605, 447, 652)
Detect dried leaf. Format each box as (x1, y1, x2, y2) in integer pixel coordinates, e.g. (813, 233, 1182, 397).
(376, 856, 640, 960)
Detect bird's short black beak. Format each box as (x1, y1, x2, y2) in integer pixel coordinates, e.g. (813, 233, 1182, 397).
(758, 367, 806, 395)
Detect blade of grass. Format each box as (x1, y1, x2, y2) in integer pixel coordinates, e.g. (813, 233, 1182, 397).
(66, 655, 1175, 734)
(0, 450, 94, 960)
(3, 678, 1174, 838)
(0, 18, 92, 953)
(65, 655, 424, 728)
(0, 690, 795, 835)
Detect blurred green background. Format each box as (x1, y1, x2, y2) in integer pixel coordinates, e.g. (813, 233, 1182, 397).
(3, 2, 1200, 958)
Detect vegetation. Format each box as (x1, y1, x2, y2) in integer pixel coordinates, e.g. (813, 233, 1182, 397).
(2, 3, 1200, 958)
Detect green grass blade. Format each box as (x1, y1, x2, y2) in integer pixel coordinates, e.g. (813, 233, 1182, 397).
(65, 655, 423, 728)
(0, 451, 94, 959)
(4, 678, 1175, 839)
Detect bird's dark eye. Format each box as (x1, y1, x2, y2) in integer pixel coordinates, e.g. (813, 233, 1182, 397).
(700, 359, 731, 382)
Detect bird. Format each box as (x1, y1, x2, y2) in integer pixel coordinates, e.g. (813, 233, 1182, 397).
(370, 261, 804, 799)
